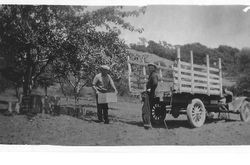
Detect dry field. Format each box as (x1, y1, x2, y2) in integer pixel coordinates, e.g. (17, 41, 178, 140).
(1, 93, 250, 145)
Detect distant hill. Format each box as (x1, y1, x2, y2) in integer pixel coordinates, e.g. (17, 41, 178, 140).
(128, 49, 174, 67)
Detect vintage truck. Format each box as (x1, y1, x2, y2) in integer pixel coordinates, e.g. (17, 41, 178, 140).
(127, 48, 250, 128)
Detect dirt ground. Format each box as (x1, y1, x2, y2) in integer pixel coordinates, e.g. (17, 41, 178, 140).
(1, 96, 250, 146)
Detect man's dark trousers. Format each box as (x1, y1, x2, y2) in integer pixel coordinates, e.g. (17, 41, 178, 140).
(96, 95, 109, 123)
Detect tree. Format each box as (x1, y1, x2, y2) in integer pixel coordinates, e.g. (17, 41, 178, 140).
(234, 48, 250, 94)
(36, 71, 54, 96)
(216, 45, 240, 76)
(0, 5, 70, 96)
(0, 66, 23, 97)
(0, 5, 146, 97)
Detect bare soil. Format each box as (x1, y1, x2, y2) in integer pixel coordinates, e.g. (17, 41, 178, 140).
(1, 97, 250, 146)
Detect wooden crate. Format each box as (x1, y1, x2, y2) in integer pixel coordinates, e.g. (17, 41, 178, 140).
(98, 93, 117, 104)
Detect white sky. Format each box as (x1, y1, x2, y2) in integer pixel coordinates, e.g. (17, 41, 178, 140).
(1, 1, 250, 49)
(119, 5, 250, 49)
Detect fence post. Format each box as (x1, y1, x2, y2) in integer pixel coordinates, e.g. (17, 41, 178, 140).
(219, 58, 223, 97)
(177, 47, 181, 92)
(127, 56, 132, 92)
(158, 62, 163, 83)
(190, 50, 194, 94)
(143, 58, 147, 90)
(206, 54, 210, 95)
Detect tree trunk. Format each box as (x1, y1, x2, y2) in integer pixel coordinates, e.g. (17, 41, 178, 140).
(23, 61, 33, 96)
(44, 86, 48, 96)
(59, 82, 67, 97)
(15, 85, 19, 99)
(74, 88, 78, 110)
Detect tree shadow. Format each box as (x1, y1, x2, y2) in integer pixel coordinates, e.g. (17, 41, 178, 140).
(162, 120, 192, 129)
(205, 117, 239, 124)
(82, 104, 119, 111)
(114, 118, 192, 129)
(117, 120, 145, 127)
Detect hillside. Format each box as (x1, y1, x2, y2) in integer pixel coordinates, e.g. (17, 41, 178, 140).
(128, 49, 174, 66)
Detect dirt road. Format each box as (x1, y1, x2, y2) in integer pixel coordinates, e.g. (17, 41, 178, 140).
(1, 98, 250, 145)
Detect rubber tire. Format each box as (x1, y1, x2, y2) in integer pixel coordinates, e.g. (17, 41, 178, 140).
(187, 98, 206, 128)
(240, 100, 250, 122)
(151, 103, 166, 125)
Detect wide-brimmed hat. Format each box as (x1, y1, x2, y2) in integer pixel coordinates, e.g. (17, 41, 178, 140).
(100, 65, 110, 71)
(148, 63, 157, 69)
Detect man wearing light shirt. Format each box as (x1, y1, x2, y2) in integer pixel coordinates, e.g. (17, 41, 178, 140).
(92, 65, 117, 124)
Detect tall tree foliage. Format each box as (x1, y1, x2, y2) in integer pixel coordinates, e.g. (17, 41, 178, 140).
(0, 5, 70, 96)
(0, 5, 146, 97)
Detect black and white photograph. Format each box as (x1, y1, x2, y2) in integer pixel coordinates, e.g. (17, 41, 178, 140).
(1, 0, 250, 149)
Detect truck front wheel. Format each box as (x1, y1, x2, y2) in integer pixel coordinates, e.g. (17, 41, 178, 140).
(240, 100, 250, 122)
(187, 98, 206, 128)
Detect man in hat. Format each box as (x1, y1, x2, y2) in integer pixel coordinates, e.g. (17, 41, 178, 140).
(142, 63, 159, 129)
(92, 65, 117, 124)
(146, 63, 159, 108)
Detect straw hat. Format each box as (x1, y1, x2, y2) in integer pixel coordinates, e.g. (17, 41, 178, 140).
(148, 62, 157, 69)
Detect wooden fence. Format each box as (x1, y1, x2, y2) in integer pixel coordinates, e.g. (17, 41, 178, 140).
(127, 55, 173, 95)
(127, 48, 223, 97)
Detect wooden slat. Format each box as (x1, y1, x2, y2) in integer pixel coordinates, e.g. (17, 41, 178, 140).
(210, 90, 220, 95)
(209, 67, 219, 72)
(180, 61, 191, 67)
(209, 79, 220, 84)
(194, 82, 208, 87)
(180, 68, 191, 73)
(210, 87, 220, 91)
(181, 81, 192, 86)
(179, 86, 208, 94)
(190, 51, 194, 93)
(176, 68, 209, 78)
(175, 76, 208, 84)
(174, 67, 191, 74)
(177, 48, 181, 92)
(194, 81, 208, 86)
(219, 58, 223, 96)
(209, 85, 220, 90)
(180, 86, 192, 93)
(174, 83, 192, 88)
(193, 88, 207, 94)
(193, 63, 207, 70)
(194, 76, 208, 82)
(158, 62, 163, 82)
(180, 74, 192, 80)
(193, 70, 207, 77)
(206, 55, 210, 95)
(209, 73, 220, 79)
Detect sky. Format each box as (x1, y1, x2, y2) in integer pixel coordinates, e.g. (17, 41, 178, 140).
(1, 1, 250, 49)
(118, 5, 250, 49)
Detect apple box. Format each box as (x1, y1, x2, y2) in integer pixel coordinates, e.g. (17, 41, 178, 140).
(98, 93, 117, 103)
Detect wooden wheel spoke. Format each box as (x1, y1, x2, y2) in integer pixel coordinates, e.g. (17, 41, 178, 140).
(187, 99, 206, 128)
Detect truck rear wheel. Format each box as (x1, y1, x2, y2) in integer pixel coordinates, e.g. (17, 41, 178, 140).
(240, 100, 250, 122)
(151, 103, 166, 125)
(187, 98, 206, 128)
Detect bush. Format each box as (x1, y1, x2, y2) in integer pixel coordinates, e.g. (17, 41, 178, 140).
(115, 77, 130, 96)
(0, 75, 12, 93)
